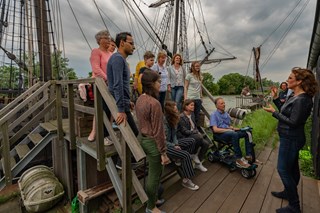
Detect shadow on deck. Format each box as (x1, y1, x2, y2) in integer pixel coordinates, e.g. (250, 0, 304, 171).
(159, 143, 320, 213)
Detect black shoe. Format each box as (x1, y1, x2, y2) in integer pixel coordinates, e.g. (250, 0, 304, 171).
(276, 205, 301, 213)
(271, 191, 288, 200)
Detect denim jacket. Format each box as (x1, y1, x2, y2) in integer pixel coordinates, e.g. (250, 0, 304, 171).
(272, 93, 313, 137)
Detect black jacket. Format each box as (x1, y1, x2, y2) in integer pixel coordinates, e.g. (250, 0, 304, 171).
(272, 93, 313, 138)
(177, 112, 199, 139)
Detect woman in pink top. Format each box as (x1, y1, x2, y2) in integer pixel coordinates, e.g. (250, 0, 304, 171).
(88, 30, 112, 143)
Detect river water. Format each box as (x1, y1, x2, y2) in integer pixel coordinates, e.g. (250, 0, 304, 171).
(202, 95, 237, 114)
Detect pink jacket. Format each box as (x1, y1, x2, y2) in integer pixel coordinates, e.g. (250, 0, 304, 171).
(90, 48, 112, 81)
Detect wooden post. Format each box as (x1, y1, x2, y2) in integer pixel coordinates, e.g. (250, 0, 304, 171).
(122, 135, 132, 212)
(67, 83, 76, 149)
(1, 122, 12, 186)
(34, 0, 52, 81)
(94, 84, 106, 171)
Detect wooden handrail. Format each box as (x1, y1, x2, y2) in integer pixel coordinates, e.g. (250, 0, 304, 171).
(201, 84, 215, 104)
(55, 78, 95, 85)
(0, 82, 42, 118)
(0, 81, 51, 126)
(95, 78, 146, 162)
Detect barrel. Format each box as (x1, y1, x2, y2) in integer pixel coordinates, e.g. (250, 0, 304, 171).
(227, 107, 246, 120)
(18, 165, 65, 212)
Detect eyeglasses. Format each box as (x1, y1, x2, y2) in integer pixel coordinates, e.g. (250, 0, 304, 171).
(125, 41, 135, 46)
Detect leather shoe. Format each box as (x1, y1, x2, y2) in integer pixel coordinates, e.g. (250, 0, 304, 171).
(276, 205, 301, 213)
(271, 191, 288, 200)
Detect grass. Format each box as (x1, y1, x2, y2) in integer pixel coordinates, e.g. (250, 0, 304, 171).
(238, 109, 278, 151)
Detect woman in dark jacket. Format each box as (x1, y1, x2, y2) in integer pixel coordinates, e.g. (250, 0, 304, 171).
(264, 67, 318, 213)
(164, 101, 199, 190)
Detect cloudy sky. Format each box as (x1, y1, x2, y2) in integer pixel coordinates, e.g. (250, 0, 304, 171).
(58, 0, 316, 83)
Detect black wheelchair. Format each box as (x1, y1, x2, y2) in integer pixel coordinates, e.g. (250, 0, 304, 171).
(207, 126, 258, 179)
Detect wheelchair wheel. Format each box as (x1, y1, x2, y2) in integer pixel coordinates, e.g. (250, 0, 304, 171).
(207, 152, 218, 163)
(241, 168, 255, 179)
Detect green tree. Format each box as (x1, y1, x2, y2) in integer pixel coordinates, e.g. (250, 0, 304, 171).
(51, 51, 77, 80)
(202, 72, 219, 95)
(217, 73, 257, 95)
(0, 65, 20, 89)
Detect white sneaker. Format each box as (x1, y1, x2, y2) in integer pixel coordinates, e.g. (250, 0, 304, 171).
(182, 179, 199, 191)
(191, 154, 201, 164)
(104, 137, 113, 146)
(195, 163, 207, 172)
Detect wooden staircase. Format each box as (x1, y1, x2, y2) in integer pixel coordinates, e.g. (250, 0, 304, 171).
(0, 122, 57, 189)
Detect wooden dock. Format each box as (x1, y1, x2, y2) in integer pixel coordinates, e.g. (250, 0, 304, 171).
(159, 143, 320, 213)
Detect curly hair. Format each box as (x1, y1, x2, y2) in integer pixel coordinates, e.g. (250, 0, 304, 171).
(291, 67, 318, 97)
(171, 53, 183, 65)
(141, 69, 160, 99)
(164, 101, 179, 128)
(95, 30, 110, 45)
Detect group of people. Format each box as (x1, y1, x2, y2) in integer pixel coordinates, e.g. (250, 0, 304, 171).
(86, 29, 209, 213)
(86, 29, 318, 213)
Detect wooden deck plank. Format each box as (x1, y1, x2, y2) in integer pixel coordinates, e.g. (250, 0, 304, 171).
(196, 169, 242, 213)
(161, 162, 220, 212)
(40, 122, 57, 133)
(209, 146, 273, 213)
(28, 133, 43, 145)
(177, 166, 229, 213)
(77, 137, 117, 158)
(260, 146, 283, 213)
(15, 144, 30, 159)
(302, 176, 320, 213)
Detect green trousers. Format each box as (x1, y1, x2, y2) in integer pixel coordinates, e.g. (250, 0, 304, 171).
(140, 136, 163, 209)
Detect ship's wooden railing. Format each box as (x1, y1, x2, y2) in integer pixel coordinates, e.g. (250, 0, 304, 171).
(0, 81, 56, 186)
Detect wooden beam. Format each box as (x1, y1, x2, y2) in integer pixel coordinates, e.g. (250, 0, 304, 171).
(94, 84, 106, 171)
(0, 122, 12, 186)
(77, 182, 114, 204)
(0, 82, 42, 118)
(95, 78, 146, 162)
(67, 84, 76, 149)
(0, 81, 51, 126)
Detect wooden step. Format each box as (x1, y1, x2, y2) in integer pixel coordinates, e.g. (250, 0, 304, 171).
(40, 122, 57, 133)
(28, 133, 43, 145)
(1, 156, 16, 169)
(15, 144, 30, 159)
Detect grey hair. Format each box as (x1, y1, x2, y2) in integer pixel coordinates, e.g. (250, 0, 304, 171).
(95, 30, 110, 45)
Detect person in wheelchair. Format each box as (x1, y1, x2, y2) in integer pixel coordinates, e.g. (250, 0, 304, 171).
(210, 97, 253, 168)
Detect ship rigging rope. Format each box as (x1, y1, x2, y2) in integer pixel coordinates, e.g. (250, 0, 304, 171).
(66, 0, 91, 50)
(93, 0, 109, 32)
(260, 0, 310, 71)
(260, 0, 303, 47)
(121, 0, 161, 50)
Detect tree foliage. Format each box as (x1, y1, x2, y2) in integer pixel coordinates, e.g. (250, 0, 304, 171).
(217, 73, 249, 95)
(0, 65, 20, 88)
(202, 72, 219, 95)
(51, 51, 77, 80)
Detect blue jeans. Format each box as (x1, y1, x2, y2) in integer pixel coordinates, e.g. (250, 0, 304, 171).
(277, 135, 305, 209)
(214, 130, 252, 159)
(158, 91, 166, 111)
(171, 86, 184, 111)
(193, 99, 202, 127)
